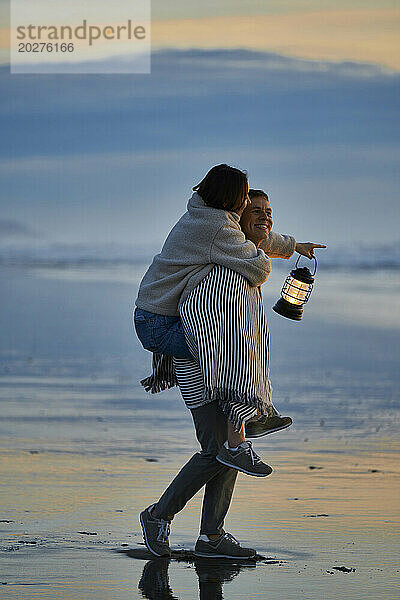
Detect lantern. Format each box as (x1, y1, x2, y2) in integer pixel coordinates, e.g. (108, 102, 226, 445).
(272, 256, 317, 321)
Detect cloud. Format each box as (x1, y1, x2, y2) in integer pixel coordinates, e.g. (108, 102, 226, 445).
(0, 144, 398, 180)
(0, 219, 38, 238)
(0, 48, 395, 118)
(9, 46, 397, 77)
(0, 48, 398, 246)
(150, 9, 400, 71)
(0, 49, 397, 167)
(1, 6, 399, 70)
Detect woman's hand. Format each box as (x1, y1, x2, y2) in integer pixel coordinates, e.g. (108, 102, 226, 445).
(295, 242, 327, 259)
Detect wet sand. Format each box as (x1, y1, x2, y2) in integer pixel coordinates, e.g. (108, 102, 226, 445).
(1, 439, 399, 598)
(0, 372, 398, 599)
(0, 266, 399, 599)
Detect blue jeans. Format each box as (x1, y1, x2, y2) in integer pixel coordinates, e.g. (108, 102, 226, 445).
(133, 308, 193, 360)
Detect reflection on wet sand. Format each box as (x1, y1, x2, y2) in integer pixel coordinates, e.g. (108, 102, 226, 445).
(138, 559, 178, 600)
(120, 547, 281, 599)
(136, 555, 259, 600)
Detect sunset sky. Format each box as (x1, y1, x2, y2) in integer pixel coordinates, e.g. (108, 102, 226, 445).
(2, 0, 399, 68)
(0, 0, 399, 252)
(151, 3, 400, 70)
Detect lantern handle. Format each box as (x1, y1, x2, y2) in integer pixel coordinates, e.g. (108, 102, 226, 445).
(295, 254, 317, 276)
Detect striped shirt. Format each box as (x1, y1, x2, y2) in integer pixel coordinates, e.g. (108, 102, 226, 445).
(177, 264, 277, 429)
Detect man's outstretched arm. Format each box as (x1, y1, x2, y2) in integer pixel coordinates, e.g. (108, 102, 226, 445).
(260, 232, 327, 259)
(259, 231, 296, 259)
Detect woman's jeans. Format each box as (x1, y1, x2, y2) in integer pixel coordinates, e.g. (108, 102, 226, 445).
(133, 308, 193, 360)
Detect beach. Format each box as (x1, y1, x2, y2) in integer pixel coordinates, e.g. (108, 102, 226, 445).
(2, 0, 399, 594)
(0, 260, 399, 599)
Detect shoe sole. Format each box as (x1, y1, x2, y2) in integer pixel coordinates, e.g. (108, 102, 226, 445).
(246, 421, 292, 438)
(194, 550, 256, 559)
(216, 456, 273, 477)
(139, 511, 171, 558)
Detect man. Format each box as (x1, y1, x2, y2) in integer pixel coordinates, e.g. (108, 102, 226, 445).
(138, 186, 326, 560)
(242, 188, 324, 262)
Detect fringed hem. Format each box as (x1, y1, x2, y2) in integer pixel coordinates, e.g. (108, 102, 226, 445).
(140, 375, 178, 394)
(140, 353, 178, 394)
(203, 386, 277, 432)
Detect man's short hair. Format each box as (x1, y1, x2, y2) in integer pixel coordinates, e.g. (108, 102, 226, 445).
(249, 189, 269, 201)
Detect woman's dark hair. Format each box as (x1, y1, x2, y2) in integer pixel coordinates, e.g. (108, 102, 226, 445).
(193, 164, 248, 212)
(249, 188, 269, 201)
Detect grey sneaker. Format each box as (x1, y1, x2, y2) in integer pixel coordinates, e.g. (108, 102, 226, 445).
(246, 415, 292, 438)
(216, 441, 273, 477)
(194, 532, 256, 559)
(139, 504, 171, 557)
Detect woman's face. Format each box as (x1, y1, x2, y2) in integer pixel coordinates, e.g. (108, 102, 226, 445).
(240, 195, 273, 238)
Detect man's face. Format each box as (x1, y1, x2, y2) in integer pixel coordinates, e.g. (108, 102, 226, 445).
(240, 195, 273, 238)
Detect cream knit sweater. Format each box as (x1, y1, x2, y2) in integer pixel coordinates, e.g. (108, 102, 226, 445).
(135, 192, 295, 317)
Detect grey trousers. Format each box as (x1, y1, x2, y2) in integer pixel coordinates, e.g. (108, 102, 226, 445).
(154, 400, 238, 535)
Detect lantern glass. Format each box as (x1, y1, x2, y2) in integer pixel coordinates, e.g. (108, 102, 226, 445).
(282, 276, 313, 306)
